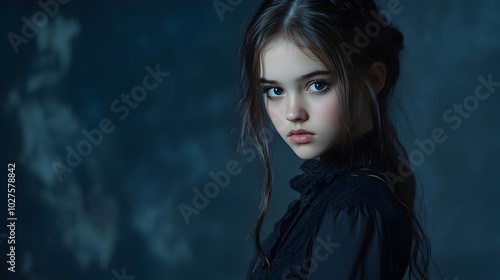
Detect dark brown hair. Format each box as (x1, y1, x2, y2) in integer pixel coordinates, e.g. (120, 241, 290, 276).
(237, 0, 430, 278)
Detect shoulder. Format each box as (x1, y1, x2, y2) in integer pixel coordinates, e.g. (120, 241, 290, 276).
(308, 175, 411, 279)
(325, 171, 395, 211)
(313, 173, 399, 244)
(315, 171, 409, 239)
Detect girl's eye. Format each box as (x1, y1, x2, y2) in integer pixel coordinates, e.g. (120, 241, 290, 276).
(262, 87, 284, 98)
(307, 81, 329, 93)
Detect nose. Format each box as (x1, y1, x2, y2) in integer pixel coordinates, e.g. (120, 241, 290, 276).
(285, 94, 308, 122)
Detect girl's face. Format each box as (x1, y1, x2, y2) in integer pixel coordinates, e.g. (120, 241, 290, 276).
(260, 39, 341, 160)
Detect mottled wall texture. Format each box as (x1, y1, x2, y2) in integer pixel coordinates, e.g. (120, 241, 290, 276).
(0, 0, 498, 279)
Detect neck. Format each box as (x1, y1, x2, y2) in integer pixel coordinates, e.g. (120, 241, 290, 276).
(318, 129, 380, 166)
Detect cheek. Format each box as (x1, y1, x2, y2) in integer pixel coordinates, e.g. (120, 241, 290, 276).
(265, 102, 283, 130)
(316, 95, 341, 128)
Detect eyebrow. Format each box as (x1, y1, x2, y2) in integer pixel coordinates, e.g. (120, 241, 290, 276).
(259, 70, 331, 84)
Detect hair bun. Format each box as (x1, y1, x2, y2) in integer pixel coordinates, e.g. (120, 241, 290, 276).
(387, 27, 404, 50)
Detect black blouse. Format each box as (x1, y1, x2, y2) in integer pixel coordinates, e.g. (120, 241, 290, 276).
(246, 131, 411, 280)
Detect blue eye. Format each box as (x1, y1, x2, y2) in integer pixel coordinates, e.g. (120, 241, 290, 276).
(262, 87, 284, 98)
(307, 81, 330, 92)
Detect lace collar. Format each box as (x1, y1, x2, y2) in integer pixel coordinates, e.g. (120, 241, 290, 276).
(289, 130, 383, 195)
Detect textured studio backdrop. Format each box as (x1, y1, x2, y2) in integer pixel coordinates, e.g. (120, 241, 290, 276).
(0, 0, 499, 279)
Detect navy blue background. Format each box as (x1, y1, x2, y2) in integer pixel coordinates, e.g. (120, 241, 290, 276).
(0, 0, 499, 279)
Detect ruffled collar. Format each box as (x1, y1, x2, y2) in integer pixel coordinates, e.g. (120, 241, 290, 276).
(289, 130, 383, 195)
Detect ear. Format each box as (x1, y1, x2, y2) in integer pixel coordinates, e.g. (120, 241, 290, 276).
(368, 62, 386, 94)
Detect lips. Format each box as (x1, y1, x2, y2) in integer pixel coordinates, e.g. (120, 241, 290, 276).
(288, 129, 315, 144)
(288, 129, 315, 136)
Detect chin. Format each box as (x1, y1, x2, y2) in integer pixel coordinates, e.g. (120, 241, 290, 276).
(290, 146, 323, 160)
